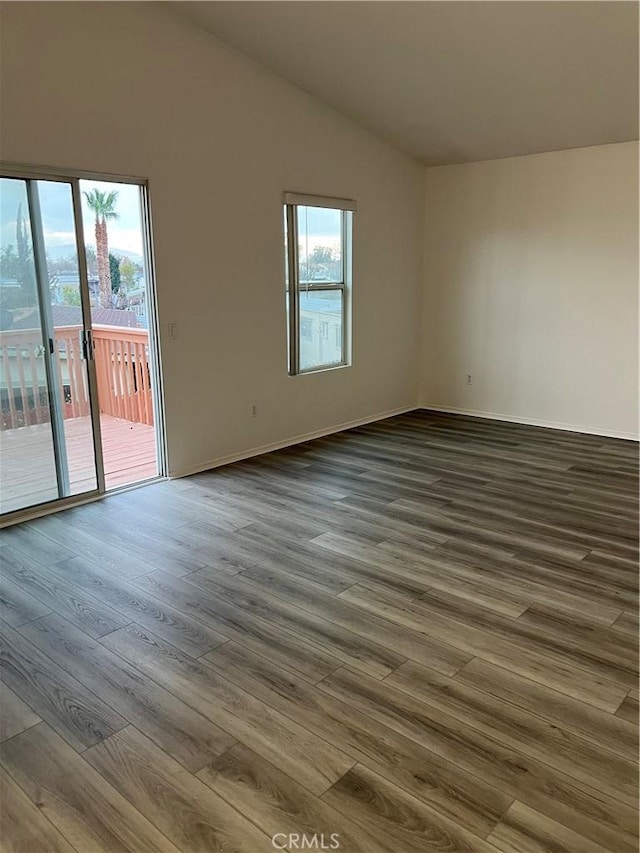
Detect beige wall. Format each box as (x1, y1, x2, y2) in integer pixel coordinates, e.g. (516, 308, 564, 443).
(422, 142, 639, 439)
(2, 3, 637, 478)
(0, 2, 424, 475)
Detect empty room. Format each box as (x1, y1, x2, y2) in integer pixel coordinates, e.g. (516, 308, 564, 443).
(0, 2, 638, 852)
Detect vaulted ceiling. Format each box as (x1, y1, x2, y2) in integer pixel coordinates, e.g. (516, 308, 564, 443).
(172, 1, 638, 165)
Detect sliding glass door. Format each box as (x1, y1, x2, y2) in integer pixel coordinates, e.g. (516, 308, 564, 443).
(78, 178, 161, 490)
(0, 175, 102, 515)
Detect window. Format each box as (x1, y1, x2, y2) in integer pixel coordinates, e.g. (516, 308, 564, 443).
(284, 192, 355, 374)
(301, 318, 313, 340)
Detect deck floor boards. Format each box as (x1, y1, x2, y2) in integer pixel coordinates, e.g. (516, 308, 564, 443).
(0, 414, 157, 513)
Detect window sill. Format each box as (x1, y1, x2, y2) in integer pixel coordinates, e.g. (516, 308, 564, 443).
(290, 362, 351, 377)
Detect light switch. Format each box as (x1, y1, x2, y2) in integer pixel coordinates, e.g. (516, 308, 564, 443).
(168, 323, 178, 339)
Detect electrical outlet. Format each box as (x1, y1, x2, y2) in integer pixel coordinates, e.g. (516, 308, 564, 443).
(466, 374, 472, 385)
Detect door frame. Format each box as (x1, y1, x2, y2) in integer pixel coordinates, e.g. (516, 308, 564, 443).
(0, 162, 167, 527)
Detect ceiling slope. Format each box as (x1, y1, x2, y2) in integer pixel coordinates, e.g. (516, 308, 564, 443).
(172, 1, 639, 165)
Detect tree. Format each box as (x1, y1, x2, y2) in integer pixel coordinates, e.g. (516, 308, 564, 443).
(83, 189, 119, 308)
(15, 203, 35, 299)
(119, 256, 138, 291)
(0, 204, 37, 308)
(48, 254, 77, 275)
(0, 245, 19, 280)
(309, 245, 334, 264)
(60, 286, 81, 307)
(109, 253, 121, 294)
(84, 246, 98, 277)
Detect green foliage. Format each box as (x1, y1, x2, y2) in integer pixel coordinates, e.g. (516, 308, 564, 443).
(84, 189, 119, 309)
(0, 204, 36, 302)
(109, 253, 121, 293)
(15, 203, 35, 297)
(83, 189, 120, 222)
(60, 286, 81, 307)
(119, 257, 138, 290)
(0, 285, 31, 310)
(0, 245, 19, 280)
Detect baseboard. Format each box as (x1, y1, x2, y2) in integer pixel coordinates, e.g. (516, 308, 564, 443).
(169, 404, 418, 479)
(420, 404, 639, 442)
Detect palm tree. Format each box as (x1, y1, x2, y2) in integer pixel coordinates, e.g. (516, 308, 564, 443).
(83, 189, 119, 308)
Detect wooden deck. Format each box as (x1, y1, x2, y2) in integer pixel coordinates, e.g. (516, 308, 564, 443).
(0, 414, 157, 514)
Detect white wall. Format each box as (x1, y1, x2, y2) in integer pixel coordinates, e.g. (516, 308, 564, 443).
(0, 2, 424, 475)
(422, 142, 639, 439)
(2, 4, 637, 470)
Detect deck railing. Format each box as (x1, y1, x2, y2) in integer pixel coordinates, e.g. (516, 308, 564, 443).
(93, 326, 153, 426)
(0, 324, 153, 430)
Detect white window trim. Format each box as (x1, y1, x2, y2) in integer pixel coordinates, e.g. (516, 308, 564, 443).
(283, 192, 357, 212)
(284, 192, 355, 376)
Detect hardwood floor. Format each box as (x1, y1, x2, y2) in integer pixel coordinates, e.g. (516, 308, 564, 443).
(0, 410, 637, 852)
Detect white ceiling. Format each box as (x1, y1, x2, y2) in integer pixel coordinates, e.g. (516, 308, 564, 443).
(172, 1, 638, 165)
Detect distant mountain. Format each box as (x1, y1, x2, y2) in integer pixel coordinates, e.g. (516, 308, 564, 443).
(46, 244, 144, 263)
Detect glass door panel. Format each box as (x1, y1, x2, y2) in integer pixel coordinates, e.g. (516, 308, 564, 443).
(0, 178, 58, 512)
(37, 180, 98, 497)
(0, 175, 100, 515)
(79, 179, 159, 489)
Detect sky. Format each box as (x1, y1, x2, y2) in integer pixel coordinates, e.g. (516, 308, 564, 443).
(0, 177, 145, 258)
(1, 179, 345, 266)
(297, 205, 342, 261)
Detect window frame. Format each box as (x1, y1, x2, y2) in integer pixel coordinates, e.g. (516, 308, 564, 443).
(284, 193, 355, 376)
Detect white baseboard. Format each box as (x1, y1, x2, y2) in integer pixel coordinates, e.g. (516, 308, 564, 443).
(420, 404, 639, 442)
(169, 404, 418, 479)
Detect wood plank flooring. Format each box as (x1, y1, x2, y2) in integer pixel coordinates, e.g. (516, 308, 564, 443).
(0, 410, 637, 852)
